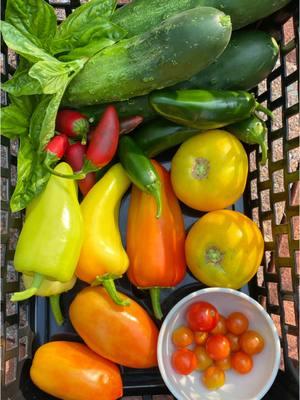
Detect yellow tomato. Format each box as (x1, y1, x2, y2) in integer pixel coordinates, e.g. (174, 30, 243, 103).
(185, 210, 264, 289)
(170, 130, 248, 211)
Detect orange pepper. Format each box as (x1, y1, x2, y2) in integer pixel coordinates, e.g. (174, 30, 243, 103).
(30, 341, 122, 400)
(126, 160, 186, 319)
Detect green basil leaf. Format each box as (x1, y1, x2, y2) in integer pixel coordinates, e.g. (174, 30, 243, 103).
(5, 0, 57, 52)
(0, 21, 55, 63)
(58, 37, 115, 61)
(2, 69, 43, 96)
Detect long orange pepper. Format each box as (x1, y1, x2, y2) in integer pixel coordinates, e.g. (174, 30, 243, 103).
(126, 160, 186, 319)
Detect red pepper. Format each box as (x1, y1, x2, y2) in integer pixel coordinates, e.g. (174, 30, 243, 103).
(44, 133, 69, 170)
(56, 109, 89, 144)
(120, 115, 144, 135)
(64, 143, 96, 196)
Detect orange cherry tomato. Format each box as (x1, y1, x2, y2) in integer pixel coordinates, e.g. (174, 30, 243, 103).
(239, 330, 265, 355)
(172, 348, 198, 375)
(231, 351, 253, 374)
(226, 332, 241, 352)
(194, 346, 213, 371)
(172, 326, 194, 348)
(215, 357, 231, 371)
(202, 366, 225, 390)
(226, 312, 249, 335)
(194, 331, 208, 345)
(205, 334, 230, 361)
(186, 301, 219, 332)
(211, 315, 227, 335)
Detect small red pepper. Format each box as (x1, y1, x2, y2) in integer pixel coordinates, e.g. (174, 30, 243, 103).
(56, 109, 89, 144)
(119, 115, 144, 135)
(44, 133, 69, 170)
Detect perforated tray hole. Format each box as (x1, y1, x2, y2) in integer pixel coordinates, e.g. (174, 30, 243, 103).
(6, 323, 18, 351)
(277, 234, 290, 257)
(1, 177, 9, 202)
(49, 0, 70, 4)
(271, 313, 282, 338)
(287, 114, 299, 139)
(283, 300, 296, 325)
(285, 49, 297, 73)
(1, 244, 6, 267)
(1, 90, 7, 105)
(55, 7, 67, 20)
(259, 162, 269, 182)
(283, 17, 295, 44)
(262, 220, 273, 242)
(6, 261, 18, 283)
(258, 79, 267, 95)
(251, 207, 259, 226)
(257, 265, 265, 287)
(271, 76, 282, 101)
(5, 357, 17, 385)
(272, 169, 285, 193)
(260, 189, 271, 212)
(280, 267, 293, 291)
(0, 53, 5, 75)
(256, 100, 269, 122)
(250, 178, 258, 200)
(272, 106, 283, 131)
(287, 82, 299, 108)
(272, 138, 284, 162)
(1, 144, 9, 168)
(10, 139, 19, 157)
(10, 164, 17, 187)
(1, 210, 8, 235)
(289, 182, 299, 206)
(6, 293, 17, 316)
(249, 150, 257, 172)
(287, 334, 298, 362)
(19, 336, 28, 361)
(280, 347, 285, 371)
(291, 216, 300, 240)
(265, 250, 276, 273)
(288, 147, 300, 173)
(19, 303, 29, 329)
(295, 250, 300, 275)
(267, 282, 279, 306)
(8, 228, 19, 251)
(274, 201, 286, 225)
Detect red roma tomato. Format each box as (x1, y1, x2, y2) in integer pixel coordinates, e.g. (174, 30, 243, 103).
(226, 312, 249, 335)
(194, 331, 208, 345)
(215, 356, 231, 371)
(239, 330, 265, 355)
(202, 366, 225, 390)
(211, 315, 227, 335)
(186, 301, 219, 332)
(231, 351, 253, 374)
(172, 348, 197, 375)
(205, 334, 230, 361)
(194, 346, 213, 371)
(172, 326, 194, 348)
(226, 333, 241, 352)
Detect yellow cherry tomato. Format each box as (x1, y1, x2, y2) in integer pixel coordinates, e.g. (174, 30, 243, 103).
(170, 130, 248, 211)
(185, 210, 264, 289)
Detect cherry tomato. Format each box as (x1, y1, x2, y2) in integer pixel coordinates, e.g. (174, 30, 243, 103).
(226, 312, 249, 335)
(239, 330, 265, 355)
(172, 326, 194, 348)
(211, 315, 227, 335)
(194, 331, 208, 345)
(215, 357, 231, 371)
(172, 348, 197, 375)
(202, 366, 225, 390)
(194, 346, 213, 371)
(186, 301, 219, 332)
(226, 332, 240, 352)
(231, 351, 253, 374)
(205, 334, 230, 361)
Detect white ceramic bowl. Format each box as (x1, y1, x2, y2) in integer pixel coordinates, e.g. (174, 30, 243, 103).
(158, 288, 280, 400)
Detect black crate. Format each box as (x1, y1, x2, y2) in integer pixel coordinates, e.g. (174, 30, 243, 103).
(1, 1, 299, 399)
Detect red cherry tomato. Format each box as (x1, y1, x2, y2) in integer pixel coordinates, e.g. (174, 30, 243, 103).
(171, 348, 197, 375)
(239, 330, 265, 355)
(226, 312, 249, 335)
(172, 326, 194, 348)
(202, 366, 225, 390)
(231, 351, 253, 374)
(205, 334, 231, 361)
(211, 315, 227, 335)
(226, 332, 240, 352)
(186, 301, 219, 332)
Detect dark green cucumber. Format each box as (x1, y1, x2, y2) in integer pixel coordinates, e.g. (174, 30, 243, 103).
(64, 7, 232, 106)
(112, 0, 290, 35)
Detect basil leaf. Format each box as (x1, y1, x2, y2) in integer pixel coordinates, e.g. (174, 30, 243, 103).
(2, 68, 43, 96)
(0, 21, 55, 63)
(5, 0, 57, 52)
(10, 136, 50, 213)
(58, 37, 115, 61)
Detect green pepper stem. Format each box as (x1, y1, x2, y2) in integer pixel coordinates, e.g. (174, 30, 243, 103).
(49, 294, 64, 326)
(259, 139, 268, 166)
(92, 275, 130, 306)
(147, 181, 163, 218)
(255, 102, 273, 119)
(11, 273, 43, 301)
(150, 287, 163, 320)
(44, 163, 86, 180)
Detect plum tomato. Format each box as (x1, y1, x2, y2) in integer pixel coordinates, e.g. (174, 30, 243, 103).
(239, 330, 265, 355)
(215, 356, 231, 371)
(226, 332, 241, 352)
(202, 366, 225, 390)
(194, 331, 208, 345)
(205, 334, 230, 361)
(226, 312, 249, 335)
(211, 315, 227, 335)
(231, 351, 253, 374)
(186, 301, 219, 332)
(172, 326, 194, 348)
(194, 346, 213, 371)
(172, 348, 197, 375)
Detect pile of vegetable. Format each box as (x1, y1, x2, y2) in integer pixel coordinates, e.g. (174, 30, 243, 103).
(1, 0, 291, 398)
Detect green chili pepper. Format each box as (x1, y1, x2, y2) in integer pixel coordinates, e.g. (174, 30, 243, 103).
(150, 89, 273, 129)
(12, 163, 83, 302)
(118, 135, 162, 218)
(227, 115, 268, 165)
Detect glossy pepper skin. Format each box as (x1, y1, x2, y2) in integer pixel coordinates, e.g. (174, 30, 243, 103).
(69, 286, 158, 369)
(150, 89, 272, 130)
(126, 160, 186, 319)
(76, 163, 130, 306)
(30, 341, 123, 400)
(12, 163, 83, 301)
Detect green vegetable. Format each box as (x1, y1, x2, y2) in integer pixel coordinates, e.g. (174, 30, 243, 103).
(118, 136, 162, 218)
(227, 115, 268, 165)
(133, 118, 199, 157)
(150, 89, 272, 130)
(112, 0, 290, 35)
(64, 7, 232, 106)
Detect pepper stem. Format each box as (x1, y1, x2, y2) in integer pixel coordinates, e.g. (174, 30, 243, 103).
(49, 294, 64, 326)
(11, 273, 43, 301)
(150, 287, 163, 320)
(147, 182, 163, 218)
(92, 275, 130, 306)
(44, 163, 86, 180)
(255, 102, 273, 119)
(259, 139, 268, 166)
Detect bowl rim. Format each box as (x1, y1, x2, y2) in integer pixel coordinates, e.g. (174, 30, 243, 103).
(157, 287, 281, 400)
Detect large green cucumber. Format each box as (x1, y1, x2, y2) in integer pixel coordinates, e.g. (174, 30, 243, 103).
(112, 0, 290, 35)
(64, 7, 231, 106)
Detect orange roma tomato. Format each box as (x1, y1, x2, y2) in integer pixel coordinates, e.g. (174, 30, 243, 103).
(226, 312, 249, 335)
(239, 330, 265, 355)
(231, 351, 253, 374)
(202, 366, 225, 390)
(172, 348, 197, 375)
(185, 210, 264, 289)
(172, 326, 194, 348)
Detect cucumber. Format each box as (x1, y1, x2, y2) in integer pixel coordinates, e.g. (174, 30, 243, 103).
(64, 7, 232, 107)
(112, 0, 290, 35)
